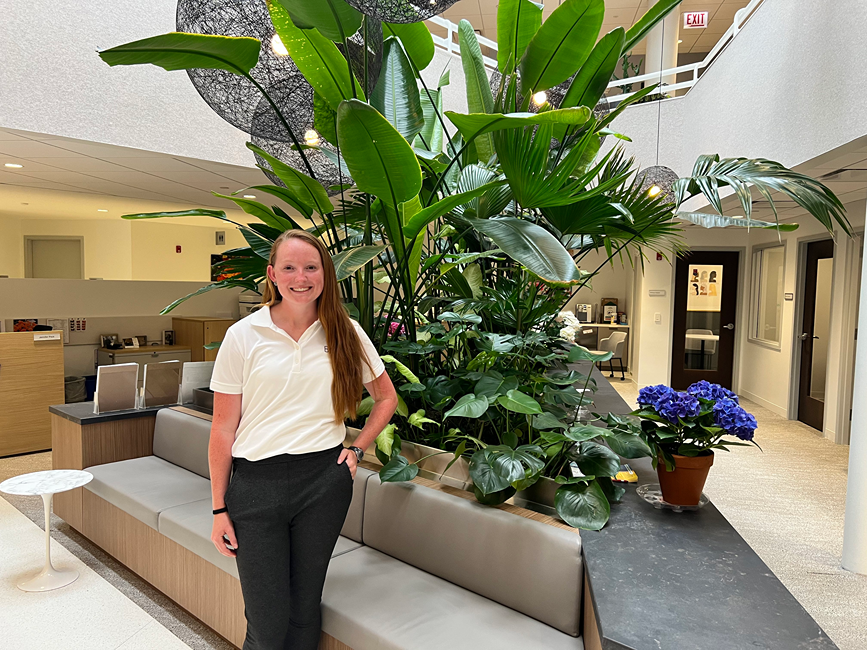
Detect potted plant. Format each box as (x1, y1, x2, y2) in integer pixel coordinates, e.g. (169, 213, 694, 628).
(630, 381, 759, 506)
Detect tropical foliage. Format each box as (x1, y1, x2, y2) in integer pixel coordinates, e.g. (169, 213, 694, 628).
(100, 0, 848, 528)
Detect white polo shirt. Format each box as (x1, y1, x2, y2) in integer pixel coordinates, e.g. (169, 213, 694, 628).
(210, 305, 385, 460)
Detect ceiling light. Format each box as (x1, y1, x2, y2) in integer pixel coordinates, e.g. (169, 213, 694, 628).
(677, 39, 683, 43)
(243, 195, 256, 199)
(532, 91, 548, 106)
(304, 129, 320, 146)
(4, 163, 23, 168)
(97, 209, 108, 212)
(647, 185, 662, 197)
(271, 34, 288, 57)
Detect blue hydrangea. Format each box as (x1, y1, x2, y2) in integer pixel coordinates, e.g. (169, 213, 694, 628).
(713, 398, 758, 441)
(656, 392, 701, 424)
(638, 384, 677, 410)
(687, 380, 739, 403)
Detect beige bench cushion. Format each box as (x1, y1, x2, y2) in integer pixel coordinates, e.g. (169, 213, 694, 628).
(323, 546, 584, 650)
(153, 408, 212, 479)
(158, 499, 362, 579)
(363, 476, 583, 636)
(85, 456, 211, 530)
(341, 466, 375, 543)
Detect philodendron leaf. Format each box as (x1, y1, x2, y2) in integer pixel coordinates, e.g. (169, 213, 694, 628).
(567, 343, 613, 363)
(474, 371, 520, 399)
(380, 455, 419, 482)
(408, 409, 438, 429)
(99, 32, 260, 75)
(496, 389, 543, 415)
(375, 423, 397, 456)
(575, 441, 621, 478)
(601, 429, 653, 459)
(381, 355, 420, 383)
(356, 395, 375, 416)
(330, 245, 387, 282)
(564, 425, 608, 443)
(444, 394, 490, 419)
(555, 480, 610, 530)
(469, 449, 512, 494)
(532, 412, 567, 430)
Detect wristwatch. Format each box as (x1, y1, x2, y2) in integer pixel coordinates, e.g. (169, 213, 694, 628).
(349, 446, 364, 462)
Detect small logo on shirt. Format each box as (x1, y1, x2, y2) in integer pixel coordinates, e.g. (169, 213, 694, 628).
(324, 345, 329, 352)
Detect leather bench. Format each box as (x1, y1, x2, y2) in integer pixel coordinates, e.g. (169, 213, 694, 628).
(83, 408, 585, 649)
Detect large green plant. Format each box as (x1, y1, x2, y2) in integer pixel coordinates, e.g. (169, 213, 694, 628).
(100, 0, 850, 528)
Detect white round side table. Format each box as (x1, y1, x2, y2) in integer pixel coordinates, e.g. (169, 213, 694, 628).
(0, 469, 93, 592)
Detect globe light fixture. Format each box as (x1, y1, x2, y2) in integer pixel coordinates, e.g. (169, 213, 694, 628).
(648, 185, 662, 197)
(532, 91, 548, 106)
(270, 33, 288, 56)
(637, 166, 679, 201)
(304, 130, 320, 147)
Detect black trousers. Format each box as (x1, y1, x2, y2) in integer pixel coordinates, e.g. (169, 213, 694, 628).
(225, 443, 353, 650)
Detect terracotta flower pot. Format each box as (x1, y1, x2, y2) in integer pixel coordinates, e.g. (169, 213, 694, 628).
(656, 452, 714, 506)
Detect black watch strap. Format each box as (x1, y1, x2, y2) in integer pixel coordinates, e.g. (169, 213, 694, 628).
(213, 507, 228, 515)
(349, 446, 364, 462)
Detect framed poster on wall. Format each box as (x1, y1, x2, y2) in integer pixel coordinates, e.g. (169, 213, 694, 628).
(687, 264, 723, 312)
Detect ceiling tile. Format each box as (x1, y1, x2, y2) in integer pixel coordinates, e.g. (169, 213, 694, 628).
(0, 140, 76, 158)
(23, 157, 122, 173)
(42, 139, 165, 158)
(101, 156, 204, 173)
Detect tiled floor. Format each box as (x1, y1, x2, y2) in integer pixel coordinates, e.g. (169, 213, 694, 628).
(610, 379, 867, 650)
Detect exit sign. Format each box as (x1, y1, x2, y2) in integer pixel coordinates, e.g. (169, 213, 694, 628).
(683, 11, 708, 29)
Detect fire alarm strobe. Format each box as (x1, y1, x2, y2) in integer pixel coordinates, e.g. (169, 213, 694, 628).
(176, 245, 182, 253)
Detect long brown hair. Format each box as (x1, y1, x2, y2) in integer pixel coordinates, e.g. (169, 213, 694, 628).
(261, 230, 372, 423)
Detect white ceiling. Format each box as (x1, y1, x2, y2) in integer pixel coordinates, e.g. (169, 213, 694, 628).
(440, 0, 752, 55)
(0, 127, 265, 223)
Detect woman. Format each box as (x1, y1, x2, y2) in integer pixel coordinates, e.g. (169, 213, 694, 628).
(208, 230, 397, 649)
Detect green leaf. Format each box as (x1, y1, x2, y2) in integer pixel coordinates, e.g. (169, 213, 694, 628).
(375, 423, 397, 456)
(414, 88, 444, 153)
(623, 0, 683, 54)
(402, 180, 508, 240)
(532, 412, 567, 430)
(383, 22, 435, 72)
(277, 0, 362, 44)
(122, 208, 230, 221)
(497, 0, 543, 75)
(675, 211, 799, 231)
(314, 91, 339, 146)
(380, 355, 421, 383)
(474, 371, 520, 399)
(241, 228, 274, 259)
(468, 217, 587, 284)
(357, 395, 375, 416)
(574, 441, 621, 478)
(247, 143, 333, 215)
(458, 20, 495, 164)
(446, 108, 591, 146)
(444, 393, 490, 419)
(596, 476, 626, 503)
(602, 429, 653, 459)
(567, 343, 613, 363)
(337, 99, 422, 206)
(372, 37, 424, 142)
(555, 480, 610, 529)
(496, 389, 543, 415)
(396, 393, 409, 418)
(330, 245, 387, 281)
(519, 0, 605, 96)
(469, 449, 512, 494)
(237, 185, 312, 221)
(380, 455, 419, 482)
(473, 484, 517, 505)
(268, 1, 364, 110)
(408, 409, 438, 429)
(99, 32, 260, 75)
(213, 193, 281, 227)
(564, 425, 608, 442)
(487, 445, 545, 482)
(156, 280, 244, 315)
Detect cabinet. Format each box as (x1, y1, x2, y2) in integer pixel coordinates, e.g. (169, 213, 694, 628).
(172, 317, 236, 362)
(0, 332, 65, 456)
(97, 346, 192, 384)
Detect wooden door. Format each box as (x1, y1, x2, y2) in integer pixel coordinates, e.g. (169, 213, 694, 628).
(0, 333, 65, 456)
(797, 239, 834, 430)
(671, 251, 740, 390)
(204, 321, 233, 362)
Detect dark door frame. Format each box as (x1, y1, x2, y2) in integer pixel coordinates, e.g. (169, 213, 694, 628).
(668, 247, 746, 391)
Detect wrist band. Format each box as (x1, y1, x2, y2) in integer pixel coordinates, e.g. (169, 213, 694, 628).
(213, 507, 228, 515)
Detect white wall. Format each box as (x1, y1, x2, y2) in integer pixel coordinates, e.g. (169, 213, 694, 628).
(0, 1, 249, 166)
(565, 250, 634, 320)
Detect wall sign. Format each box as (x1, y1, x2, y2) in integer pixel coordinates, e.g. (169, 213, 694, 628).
(683, 11, 708, 29)
(687, 264, 722, 312)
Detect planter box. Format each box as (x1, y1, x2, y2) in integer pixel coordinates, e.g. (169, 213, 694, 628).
(513, 477, 558, 517)
(344, 427, 472, 490)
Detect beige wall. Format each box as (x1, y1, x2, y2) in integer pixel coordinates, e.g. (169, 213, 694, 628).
(565, 250, 634, 323)
(0, 215, 247, 282)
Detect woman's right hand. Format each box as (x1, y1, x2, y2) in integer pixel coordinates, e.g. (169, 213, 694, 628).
(211, 513, 239, 558)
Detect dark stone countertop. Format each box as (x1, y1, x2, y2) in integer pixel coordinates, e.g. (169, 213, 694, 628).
(49, 402, 166, 425)
(573, 363, 837, 650)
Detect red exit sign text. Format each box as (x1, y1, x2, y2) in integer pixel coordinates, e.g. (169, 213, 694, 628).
(683, 11, 708, 29)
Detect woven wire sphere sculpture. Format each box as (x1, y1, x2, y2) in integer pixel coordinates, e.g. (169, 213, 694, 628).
(636, 166, 679, 201)
(177, 0, 382, 142)
(342, 0, 462, 24)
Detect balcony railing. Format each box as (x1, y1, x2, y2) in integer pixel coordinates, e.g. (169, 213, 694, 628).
(426, 0, 764, 101)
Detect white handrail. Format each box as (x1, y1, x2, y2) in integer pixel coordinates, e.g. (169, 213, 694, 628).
(425, 0, 764, 99)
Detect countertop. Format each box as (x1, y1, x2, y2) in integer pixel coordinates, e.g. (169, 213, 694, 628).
(49, 402, 165, 425)
(98, 345, 191, 354)
(573, 362, 837, 650)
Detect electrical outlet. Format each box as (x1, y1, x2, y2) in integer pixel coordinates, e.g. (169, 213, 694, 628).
(216, 231, 226, 245)
(654, 312, 662, 324)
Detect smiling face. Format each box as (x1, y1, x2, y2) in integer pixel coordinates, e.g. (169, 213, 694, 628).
(266, 238, 325, 307)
